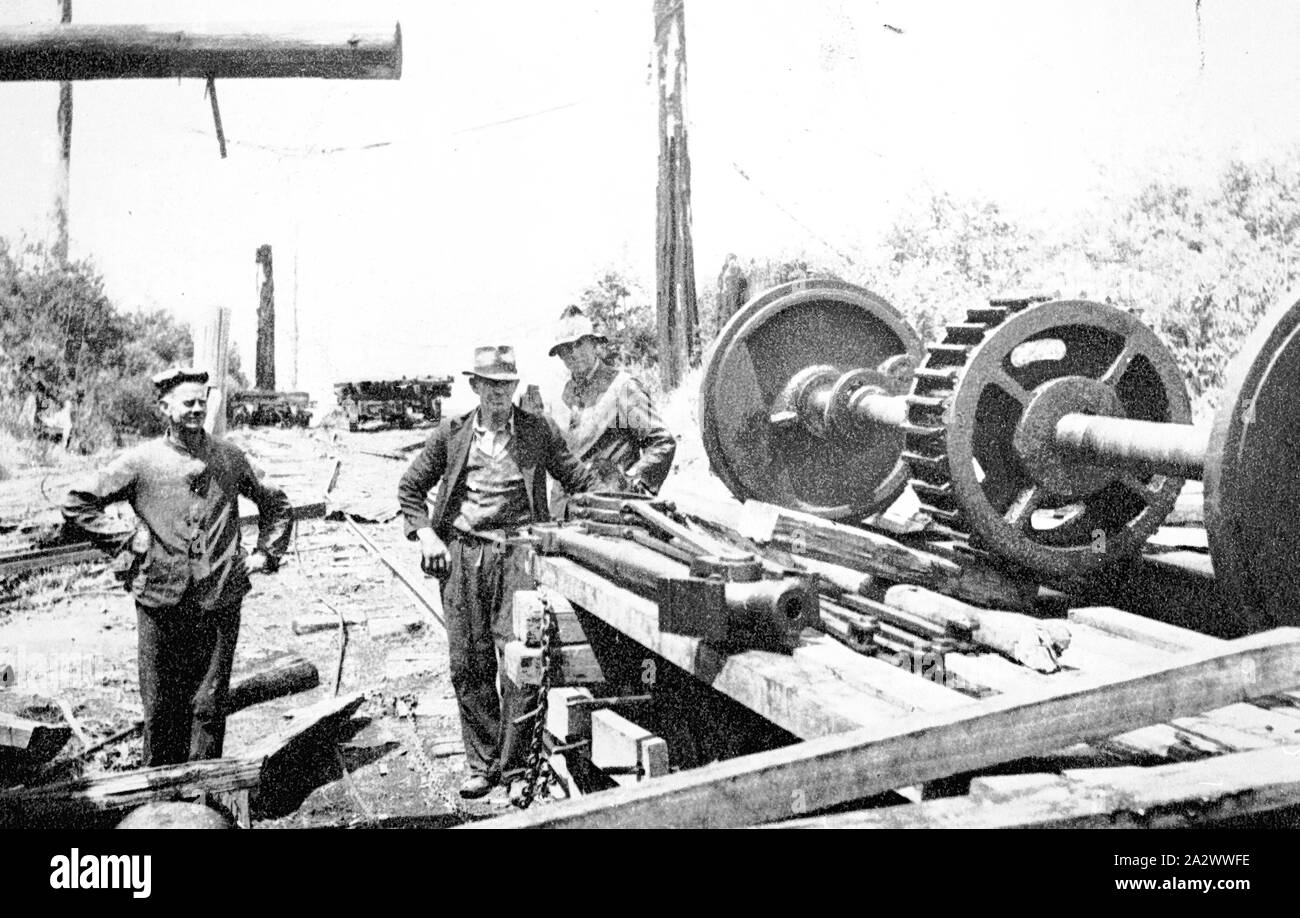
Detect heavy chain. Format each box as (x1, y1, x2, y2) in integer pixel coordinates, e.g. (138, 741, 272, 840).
(513, 597, 561, 809)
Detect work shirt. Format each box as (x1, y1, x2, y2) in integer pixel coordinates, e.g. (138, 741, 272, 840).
(63, 430, 293, 612)
(451, 411, 533, 535)
(399, 405, 598, 542)
(553, 360, 676, 493)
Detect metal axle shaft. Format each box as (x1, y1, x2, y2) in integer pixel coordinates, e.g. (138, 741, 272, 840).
(1054, 414, 1211, 480)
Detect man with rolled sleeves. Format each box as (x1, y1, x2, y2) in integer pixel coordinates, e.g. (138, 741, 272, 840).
(63, 368, 293, 766)
(546, 306, 676, 510)
(398, 345, 598, 799)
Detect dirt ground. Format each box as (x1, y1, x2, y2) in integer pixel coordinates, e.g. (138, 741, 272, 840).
(0, 425, 541, 827)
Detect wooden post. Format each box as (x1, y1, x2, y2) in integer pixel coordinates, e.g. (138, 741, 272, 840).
(199, 306, 231, 436)
(255, 244, 275, 391)
(53, 0, 73, 263)
(653, 0, 699, 390)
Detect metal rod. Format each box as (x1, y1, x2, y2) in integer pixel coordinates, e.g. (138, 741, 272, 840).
(849, 390, 910, 428)
(1054, 414, 1209, 479)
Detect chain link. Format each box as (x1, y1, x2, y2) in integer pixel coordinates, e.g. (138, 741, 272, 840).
(513, 595, 561, 809)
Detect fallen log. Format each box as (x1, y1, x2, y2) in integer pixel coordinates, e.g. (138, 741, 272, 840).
(225, 653, 321, 712)
(33, 653, 320, 781)
(0, 758, 261, 829)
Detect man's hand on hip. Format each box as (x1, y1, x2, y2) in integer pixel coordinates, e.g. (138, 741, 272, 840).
(246, 552, 270, 574)
(417, 528, 450, 578)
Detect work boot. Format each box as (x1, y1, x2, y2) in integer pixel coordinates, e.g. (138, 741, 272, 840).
(459, 773, 494, 799)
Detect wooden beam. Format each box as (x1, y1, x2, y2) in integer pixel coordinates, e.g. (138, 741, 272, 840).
(546, 687, 595, 743)
(775, 744, 1300, 829)
(200, 305, 231, 437)
(0, 22, 402, 82)
(242, 691, 363, 764)
(0, 758, 261, 829)
(533, 556, 917, 737)
(590, 709, 670, 786)
(0, 712, 72, 763)
(513, 589, 588, 645)
(501, 641, 604, 687)
(470, 629, 1300, 828)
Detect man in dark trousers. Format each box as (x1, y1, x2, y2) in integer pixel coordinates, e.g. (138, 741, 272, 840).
(546, 305, 676, 511)
(398, 345, 598, 799)
(64, 367, 292, 765)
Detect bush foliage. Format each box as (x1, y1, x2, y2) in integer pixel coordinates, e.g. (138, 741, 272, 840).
(0, 239, 196, 454)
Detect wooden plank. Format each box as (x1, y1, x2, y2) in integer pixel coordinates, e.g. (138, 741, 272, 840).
(1070, 605, 1300, 715)
(470, 629, 1300, 828)
(775, 744, 1300, 829)
(546, 688, 594, 742)
(533, 557, 915, 737)
(0, 712, 71, 762)
(0, 22, 402, 82)
(242, 692, 364, 764)
(501, 641, 604, 687)
(512, 589, 588, 645)
(0, 758, 261, 829)
(590, 709, 670, 787)
(1068, 606, 1221, 653)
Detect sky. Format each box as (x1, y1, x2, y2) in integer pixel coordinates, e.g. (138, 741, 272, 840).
(4, 0, 1300, 415)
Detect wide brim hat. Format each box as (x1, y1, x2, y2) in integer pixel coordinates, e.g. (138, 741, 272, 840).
(548, 310, 608, 356)
(463, 345, 520, 381)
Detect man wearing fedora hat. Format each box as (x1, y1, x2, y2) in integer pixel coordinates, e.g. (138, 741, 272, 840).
(546, 305, 676, 509)
(64, 367, 293, 766)
(398, 345, 598, 799)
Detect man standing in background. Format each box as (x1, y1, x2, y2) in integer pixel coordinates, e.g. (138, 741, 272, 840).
(546, 305, 676, 510)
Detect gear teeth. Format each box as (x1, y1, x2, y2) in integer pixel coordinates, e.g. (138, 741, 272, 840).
(966, 306, 1010, 325)
(912, 366, 960, 387)
(944, 323, 988, 344)
(904, 295, 1035, 539)
(925, 343, 971, 367)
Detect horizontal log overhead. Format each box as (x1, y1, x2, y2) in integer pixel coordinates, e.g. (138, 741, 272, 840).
(472, 628, 1300, 828)
(0, 22, 401, 82)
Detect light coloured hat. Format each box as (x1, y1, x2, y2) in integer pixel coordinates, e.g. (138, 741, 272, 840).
(152, 367, 209, 396)
(463, 345, 520, 381)
(548, 306, 608, 357)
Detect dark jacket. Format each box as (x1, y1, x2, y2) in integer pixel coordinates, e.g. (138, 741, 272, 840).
(398, 406, 597, 540)
(63, 431, 292, 611)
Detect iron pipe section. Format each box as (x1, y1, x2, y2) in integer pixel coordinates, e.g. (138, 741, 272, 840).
(1054, 414, 1210, 480)
(538, 526, 818, 641)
